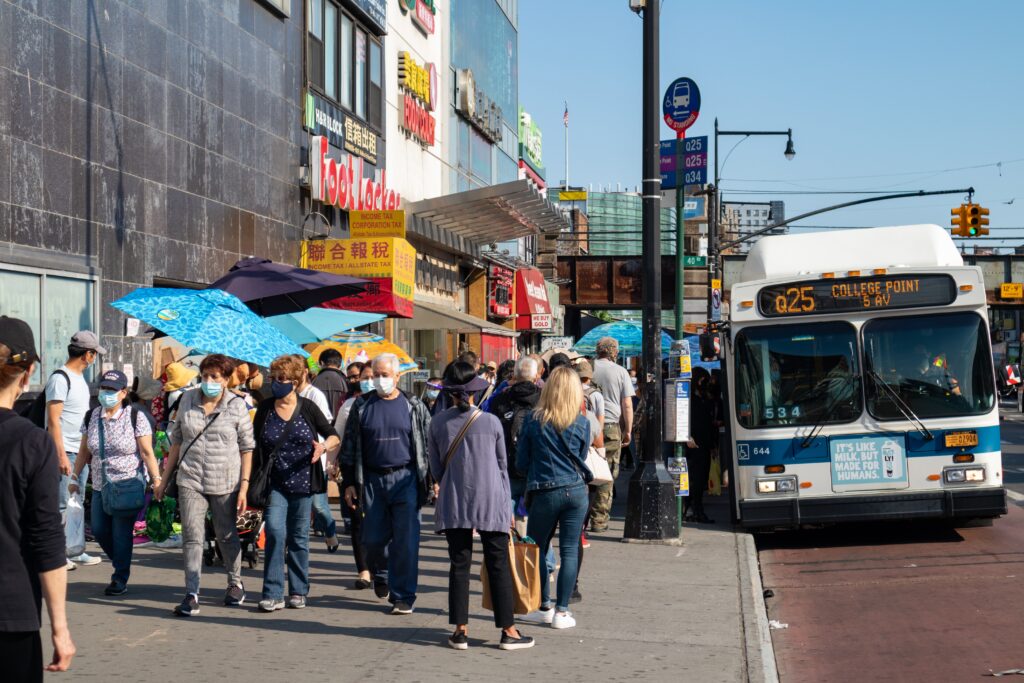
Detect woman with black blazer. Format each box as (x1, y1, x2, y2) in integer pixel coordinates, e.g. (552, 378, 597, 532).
(251, 355, 340, 613)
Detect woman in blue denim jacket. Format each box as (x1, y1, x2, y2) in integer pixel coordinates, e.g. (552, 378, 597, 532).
(515, 366, 592, 630)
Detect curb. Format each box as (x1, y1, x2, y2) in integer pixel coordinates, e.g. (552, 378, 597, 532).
(736, 532, 779, 683)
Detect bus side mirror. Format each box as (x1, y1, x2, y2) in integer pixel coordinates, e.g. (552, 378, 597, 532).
(699, 333, 720, 361)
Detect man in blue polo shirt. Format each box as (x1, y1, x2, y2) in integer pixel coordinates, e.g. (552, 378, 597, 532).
(341, 353, 431, 616)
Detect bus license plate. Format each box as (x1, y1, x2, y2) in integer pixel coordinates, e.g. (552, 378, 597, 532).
(944, 431, 978, 448)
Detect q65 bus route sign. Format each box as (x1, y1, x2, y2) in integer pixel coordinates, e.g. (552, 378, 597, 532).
(757, 274, 958, 318)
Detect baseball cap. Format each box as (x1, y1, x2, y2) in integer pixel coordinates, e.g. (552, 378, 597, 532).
(576, 359, 594, 379)
(0, 316, 40, 365)
(485, 361, 497, 371)
(71, 330, 107, 355)
(99, 370, 128, 391)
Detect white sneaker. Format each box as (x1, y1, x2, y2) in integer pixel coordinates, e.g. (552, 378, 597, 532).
(65, 559, 77, 571)
(551, 611, 576, 629)
(69, 552, 101, 566)
(519, 608, 554, 625)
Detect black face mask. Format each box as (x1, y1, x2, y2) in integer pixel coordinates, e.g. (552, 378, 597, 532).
(347, 381, 361, 394)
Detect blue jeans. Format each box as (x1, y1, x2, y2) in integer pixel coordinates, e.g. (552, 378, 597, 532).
(526, 482, 589, 611)
(311, 491, 337, 537)
(90, 490, 136, 585)
(262, 488, 313, 600)
(362, 467, 420, 605)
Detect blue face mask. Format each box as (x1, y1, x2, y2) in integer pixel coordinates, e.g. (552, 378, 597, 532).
(359, 379, 374, 394)
(201, 380, 223, 398)
(271, 380, 294, 399)
(425, 389, 440, 400)
(98, 390, 120, 408)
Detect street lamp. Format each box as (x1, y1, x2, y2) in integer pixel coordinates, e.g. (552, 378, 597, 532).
(708, 119, 796, 319)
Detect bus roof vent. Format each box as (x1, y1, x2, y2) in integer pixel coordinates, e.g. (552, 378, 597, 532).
(739, 225, 963, 283)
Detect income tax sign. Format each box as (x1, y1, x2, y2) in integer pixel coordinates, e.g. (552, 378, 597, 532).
(663, 77, 701, 134)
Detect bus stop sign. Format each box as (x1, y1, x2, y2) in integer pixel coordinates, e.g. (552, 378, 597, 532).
(663, 77, 701, 134)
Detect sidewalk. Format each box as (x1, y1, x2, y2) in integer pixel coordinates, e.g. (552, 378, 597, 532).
(49, 479, 775, 682)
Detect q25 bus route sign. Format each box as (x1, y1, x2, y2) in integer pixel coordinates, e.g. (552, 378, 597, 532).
(663, 77, 700, 134)
(758, 274, 958, 318)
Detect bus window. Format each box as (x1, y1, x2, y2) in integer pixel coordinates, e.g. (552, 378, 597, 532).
(734, 322, 861, 429)
(863, 312, 995, 419)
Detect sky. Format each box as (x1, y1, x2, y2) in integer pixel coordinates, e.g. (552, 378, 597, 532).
(517, 0, 1024, 248)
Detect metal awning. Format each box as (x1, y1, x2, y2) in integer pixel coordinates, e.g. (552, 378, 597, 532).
(403, 180, 570, 245)
(402, 301, 518, 338)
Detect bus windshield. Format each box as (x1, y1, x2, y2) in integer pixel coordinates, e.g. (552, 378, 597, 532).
(863, 312, 995, 419)
(734, 321, 861, 429)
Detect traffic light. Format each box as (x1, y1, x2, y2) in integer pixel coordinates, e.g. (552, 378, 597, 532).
(964, 203, 991, 236)
(950, 204, 967, 236)
(976, 204, 990, 236)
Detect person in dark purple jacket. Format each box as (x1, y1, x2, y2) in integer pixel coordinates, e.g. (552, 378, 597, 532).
(0, 316, 75, 679)
(428, 362, 535, 652)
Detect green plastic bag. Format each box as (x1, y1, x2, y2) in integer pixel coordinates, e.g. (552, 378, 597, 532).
(145, 497, 177, 543)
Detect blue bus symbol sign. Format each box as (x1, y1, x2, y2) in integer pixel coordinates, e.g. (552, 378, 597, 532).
(663, 77, 701, 133)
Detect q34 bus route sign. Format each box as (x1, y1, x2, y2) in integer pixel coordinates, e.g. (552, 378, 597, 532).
(663, 77, 701, 134)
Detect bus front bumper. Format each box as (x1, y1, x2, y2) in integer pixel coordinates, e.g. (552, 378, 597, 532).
(739, 488, 1007, 528)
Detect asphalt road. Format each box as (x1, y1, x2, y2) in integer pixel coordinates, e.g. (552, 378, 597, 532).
(757, 404, 1024, 683)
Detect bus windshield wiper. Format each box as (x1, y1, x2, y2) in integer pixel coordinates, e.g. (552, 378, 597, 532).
(799, 376, 856, 449)
(867, 369, 933, 441)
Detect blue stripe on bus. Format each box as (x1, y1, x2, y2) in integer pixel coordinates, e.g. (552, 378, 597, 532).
(735, 424, 1000, 466)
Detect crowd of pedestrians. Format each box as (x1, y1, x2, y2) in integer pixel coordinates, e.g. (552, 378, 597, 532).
(3, 310, 710, 671)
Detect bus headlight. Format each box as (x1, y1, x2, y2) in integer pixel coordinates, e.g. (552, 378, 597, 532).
(944, 467, 985, 484)
(756, 476, 798, 494)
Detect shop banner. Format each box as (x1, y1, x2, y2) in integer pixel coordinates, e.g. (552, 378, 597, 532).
(303, 238, 416, 318)
(515, 268, 552, 330)
(350, 210, 406, 239)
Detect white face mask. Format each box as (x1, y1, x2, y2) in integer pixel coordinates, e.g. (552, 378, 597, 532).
(374, 376, 395, 396)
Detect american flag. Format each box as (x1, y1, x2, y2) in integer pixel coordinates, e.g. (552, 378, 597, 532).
(563, 102, 569, 127)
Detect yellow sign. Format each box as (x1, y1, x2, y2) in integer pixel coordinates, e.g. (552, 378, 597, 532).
(398, 51, 432, 107)
(944, 431, 979, 448)
(712, 278, 722, 290)
(303, 237, 416, 301)
(559, 190, 588, 201)
(679, 354, 692, 375)
(1001, 283, 1023, 299)
(350, 210, 406, 239)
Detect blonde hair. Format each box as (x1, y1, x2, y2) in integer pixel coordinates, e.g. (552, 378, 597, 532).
(534, 366, 584, 431)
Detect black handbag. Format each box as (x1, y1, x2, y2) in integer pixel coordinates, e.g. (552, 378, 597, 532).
(248, 412, 298, 508)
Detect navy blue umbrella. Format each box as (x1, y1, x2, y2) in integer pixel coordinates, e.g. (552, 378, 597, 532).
(208, 257, 367, 316)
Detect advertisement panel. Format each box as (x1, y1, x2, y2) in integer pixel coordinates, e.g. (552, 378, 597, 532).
(515, 268, 552, 330)
(303, 238, 416, 317)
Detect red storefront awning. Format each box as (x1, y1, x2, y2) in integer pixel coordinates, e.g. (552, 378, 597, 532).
(515, 268, 553, 331)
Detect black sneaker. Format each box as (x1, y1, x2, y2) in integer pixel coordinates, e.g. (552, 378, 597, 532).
(173, 595, 199, 617)
(224, 584, 245, 606)
(104, 581, 127, 596)
(389, 601, 414, 615)
(373, 581, 389, 599)
(569, 587, 582, 604)
(499, 630, 535, 650)
(448, 631, 469, 650)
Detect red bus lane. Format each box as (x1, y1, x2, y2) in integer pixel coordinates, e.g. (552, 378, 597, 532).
(757, 505, 1024, 682)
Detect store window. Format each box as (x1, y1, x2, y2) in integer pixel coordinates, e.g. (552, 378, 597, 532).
(0, 266, 97, 386)
(307, 0, 382, 129)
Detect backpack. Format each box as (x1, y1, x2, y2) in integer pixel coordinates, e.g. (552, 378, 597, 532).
(19, 370, 69, 427)
(494, 396, 531, 480)
(583, 383, 603, 416)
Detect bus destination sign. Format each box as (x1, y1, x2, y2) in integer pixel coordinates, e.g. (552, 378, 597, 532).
(758, 274, 958, 318)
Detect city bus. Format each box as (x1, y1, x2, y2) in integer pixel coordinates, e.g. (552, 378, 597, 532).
(722, 224, 1006, 528)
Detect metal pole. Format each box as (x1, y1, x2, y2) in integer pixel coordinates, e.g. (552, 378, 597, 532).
(674, 134, 685, 528)
(709, 118, 719, 322)
(564, 103, 569, 189)
(623, 0, 678, 542)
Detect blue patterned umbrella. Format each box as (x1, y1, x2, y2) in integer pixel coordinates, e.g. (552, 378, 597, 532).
(572, 321, 673, 357)
(110, 288, 308, 367)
